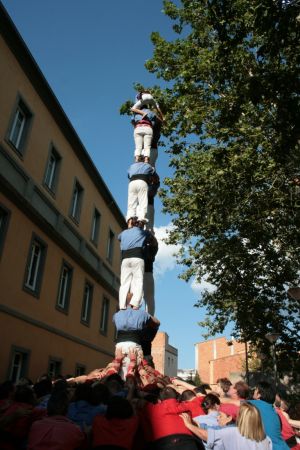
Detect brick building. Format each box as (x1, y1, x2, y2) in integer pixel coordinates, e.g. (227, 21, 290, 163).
(152, 331, 178, 377)
(195, 336, 247, 385)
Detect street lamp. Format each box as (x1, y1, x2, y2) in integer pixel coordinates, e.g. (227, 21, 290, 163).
(265, 332, 280, 387)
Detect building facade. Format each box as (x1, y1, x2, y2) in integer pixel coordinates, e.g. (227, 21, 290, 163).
(0, 4, 126, 382)
(195, 336, 247, 385)
(152, 331, 178, 377)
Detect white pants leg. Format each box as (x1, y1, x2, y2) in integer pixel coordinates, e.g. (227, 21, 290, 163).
(134, 126, 153, 158)
(115, 342, 144, 380)
(146, 203, 155, 232)
(127, 180, 139, 220)
(137, 183, 148, 221)
(119, 259, 133, 309)
(143, 129, 153, 158)
(127, 180, 148, 222)
(144, 271, 155, 315)
(129, 258, 145, 308)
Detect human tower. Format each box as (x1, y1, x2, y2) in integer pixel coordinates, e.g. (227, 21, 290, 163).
(70, 92, 169, 388)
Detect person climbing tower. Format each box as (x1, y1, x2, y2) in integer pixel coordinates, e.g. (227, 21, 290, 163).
(131, 90, 164, 122)
(127, 155, 155, 224)
(118, 217, 152, 310)
(131, 105, 156, 163)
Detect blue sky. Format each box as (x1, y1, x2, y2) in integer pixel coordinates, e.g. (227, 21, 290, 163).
(2, 0, 232, 369)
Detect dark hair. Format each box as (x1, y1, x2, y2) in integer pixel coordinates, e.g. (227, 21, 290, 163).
(34, 378, 52, 398)
(71, 383, 92, 403)
(256, 381, 276, 404)
(202, 393, 220, 413)
(0, 381, 15, 400)
(235, 381, 250, 400)
(91, 382, 110, 406)
(180, 390, 196, 402)
(106, 396, 133, 419)
(217, 378, 232, 393)
(14, 386, 36, 405)
(159, 387, 178, 401)
(47, 390, 69, 416)
(194, 385, 208, 395)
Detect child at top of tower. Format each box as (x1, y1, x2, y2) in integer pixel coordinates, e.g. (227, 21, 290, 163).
(131, 91, 164, 122)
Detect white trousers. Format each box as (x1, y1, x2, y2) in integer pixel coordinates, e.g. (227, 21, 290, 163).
(144, 271, 155, 316)
(146, 203, 154, 232)
(134, 126, 153, 158)
(127, 179, 148, 221)
(119, 257, 145, 309)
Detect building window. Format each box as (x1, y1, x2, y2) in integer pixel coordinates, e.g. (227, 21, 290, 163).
(9, 347, 30, 383)
(48, 358, 62, 379)
(23, 235, 47, 297)
(90, 208, 101, 245)
(7, 97, 32, 154)
(81, 282, 93, 325)
(44, 145, 61, 193)
(70, 179, 84, 223)
(0, 204, 11, 258)
(100, 297, 110, 335)
(56, 262, 73, 312)
(106, 229, 115, 264)
(75, 364, 86, 376)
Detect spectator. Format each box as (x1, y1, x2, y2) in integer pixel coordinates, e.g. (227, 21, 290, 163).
(28, 390, 85, 450)
(181, 402, 272, 449)
(248, 381, 289, 449)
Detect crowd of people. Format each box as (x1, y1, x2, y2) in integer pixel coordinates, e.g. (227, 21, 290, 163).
(0, 373, 299, 449)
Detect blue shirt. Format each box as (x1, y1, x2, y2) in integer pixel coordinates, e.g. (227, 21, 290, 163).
(128, 162, 154, 179)
(118, 227, 150, 251)
(132, 108, 156, 127)
(113, 308, 151, 331)
(248, 400, 288, 450)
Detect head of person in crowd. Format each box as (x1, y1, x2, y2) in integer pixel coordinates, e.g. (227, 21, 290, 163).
(202, 393, 221, 414)
(106, 396, 134, 420)
(47, 390, 69, 416)
(0, 380, 15, 400)
(274, 390, 289, 409)
(180, 390, 197, 402)
(237, 402, 266, 442)
(228, 380, 250, 400)
(104, 375, 126, 397)
(253, 381, 276, 404)
(215, 377, 232, 397)
(159, 386, 178, 401)
(90, 381, 110, 406)
(34, 378, 52, 400)
(14, 385, 36, 406)
(52, 378, 68, 393)
(16, 377, 33, 388)
(194, 384, 212, 396)
(70, 382, 92, 403)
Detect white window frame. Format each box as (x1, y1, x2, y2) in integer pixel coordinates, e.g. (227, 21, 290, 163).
(57, 265, 71, 309)
(81, 283, 92, 323)
(25, 241, 42, 291)
(9, 107, 26, 149)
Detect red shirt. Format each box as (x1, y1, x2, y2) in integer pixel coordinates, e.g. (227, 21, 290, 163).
(2, 402, 45, 439)
(180, 396, 205, 418)
(28, 415, 85, 450)
(140, 398, 195, 442)
(92, 415, 139, 450)
(219, 403, 239, 421)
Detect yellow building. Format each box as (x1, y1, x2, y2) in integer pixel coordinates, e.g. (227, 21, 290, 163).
(0, 4, 126, 382)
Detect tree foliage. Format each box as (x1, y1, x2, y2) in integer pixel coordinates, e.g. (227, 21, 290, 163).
(121, 0, 300, 359)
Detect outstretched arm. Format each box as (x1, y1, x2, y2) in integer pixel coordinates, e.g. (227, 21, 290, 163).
(180, 413, 208, 441)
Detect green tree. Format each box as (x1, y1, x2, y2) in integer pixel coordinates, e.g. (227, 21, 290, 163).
(121, 0, 300, 358)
